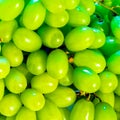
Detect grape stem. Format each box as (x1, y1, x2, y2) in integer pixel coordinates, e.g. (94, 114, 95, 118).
(94, 0, 120, 15)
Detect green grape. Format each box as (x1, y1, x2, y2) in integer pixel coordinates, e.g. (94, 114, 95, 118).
(90, 18, 110, 36)
(2, 41, 23, 67)
(73, 67, 101, 93)
(63, 0, 80, 10)
(114, 94, 120, 112)
(16, 63, 33, 84)
(16, 106, 36, 120)
(99, 70, 118, 93)
(45, 86, 76, 107)
(74, 49, 106, 73)
(0, 0, 25, 21)
(0, 93, 22, 117)
(0, 20, 18, 43)
(0, 56, 10, 79)
(70, 98, 94, 120)
(21, 0, 46, 30)
(65, 26, 95, 52)
(111, 16, 120, 40)
(47, 49, 68, 79)
(26, 49, 47, 75)
(79, 0, 95, 15)
(100, 36, 120, 57)
(95, 91, 114, 107)
(41, 0, 65, 13)
(0, 79, 5, 101)
(89, 28, 106, 49)
(31, 72, 58, 94)
(37, 25, 64, 48)
(45, 10, 69, 28)
(4, 68, 27, 94)
(13, 27, 42, 52)
(20, 88, 45, 111)
(107, 50, 120, 74)
(36, 99, 63, 120)
(94, 2, 110, 19)
(59, 108, 70, 120)
(115, 75, 120, 96)
(67, 5, 90, 27)
(59, 63, 73, 86)
(94, 102, 117, 120)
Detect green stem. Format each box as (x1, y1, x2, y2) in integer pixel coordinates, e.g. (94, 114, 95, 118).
(95, 0, 120, 15)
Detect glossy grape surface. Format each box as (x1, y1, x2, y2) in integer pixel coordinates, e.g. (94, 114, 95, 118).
(21, 0, 46, 30)
(13, 27, 42, 52)
(65, 26, 95, 52)
(31, 72, 58, 94)
(47, 49, 68, 79)
(26, 49, 47, 75)
(0, 93, 22, 117)
(0, 0, 25, 21)
(70, 99, 94, 120)
(94, 102, 117, 120)
(73, 67, 101, 93)
(45, 86, 76, 107)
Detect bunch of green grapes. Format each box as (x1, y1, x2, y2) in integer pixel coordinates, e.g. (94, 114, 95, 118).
(0, 0, 120, 120)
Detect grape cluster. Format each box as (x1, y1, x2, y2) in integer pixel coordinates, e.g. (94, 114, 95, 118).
(0, 0, 120, 120)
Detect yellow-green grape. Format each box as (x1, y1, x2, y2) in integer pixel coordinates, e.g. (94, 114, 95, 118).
(63, 0, 80, 10)
(0, 93, 22, 117)
(107, 50, 120, 74)
(20, 88, 45, 111)
(37, 25, 64, 48)
(45, 86, 76, 108)
(59, 108, 70, 120)
(65, 26, 95, 52)
(0, 79, 5, 101)
(0, 56, 10, 79)
(95, 91, 115, 107)
(21, 0, 46, 30)
(74, 49, 106, 73)
(99, 70, 118, 93)
(31, 72, 58, 94)
(16, 106, 36, 120)
(94, 102, 117, 120)
(67, 5, 90, 27)
(79, 0, 95, 15)
(2, 41, 23, 67)
(0, 0, 25, 21)
(47, 49, 68, 79)
(26, 49, 47, 75)
(45, 10, 69, 28)
(73, 67, 101, 93)
(70, 98, 94, 120)
(89, 28, 106, 49)
(36, 99, 63, 120)
(4, 68, 27, 94)
(41, 0, 65, 13)
(59, 63, 74, 86)
(0, 20, 18, 43)
(13, 27, 42, 52)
